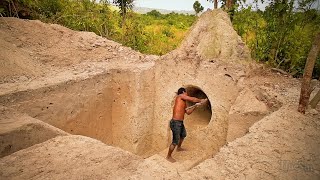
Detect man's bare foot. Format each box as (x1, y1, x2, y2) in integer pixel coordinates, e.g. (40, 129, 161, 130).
(176, 147, 186, 151)
(166, 156, 176, 163)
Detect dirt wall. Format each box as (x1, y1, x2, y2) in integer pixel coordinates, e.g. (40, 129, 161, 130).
(151, 57, 240, 161)
(0, 135, 143, 180)
(0, 106, 68, 158)
(0, 63, 155, 156)
(149, 9, 253, 160)
(110, 65, 155, 155)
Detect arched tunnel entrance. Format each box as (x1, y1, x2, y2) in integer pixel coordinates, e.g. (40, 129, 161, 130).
(184, 86, 212, 131)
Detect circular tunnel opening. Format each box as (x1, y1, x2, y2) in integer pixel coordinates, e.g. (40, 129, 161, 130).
(184, 86, 212, 131)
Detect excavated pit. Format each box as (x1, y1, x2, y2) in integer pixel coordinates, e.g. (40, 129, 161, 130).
(0, 68, 156, 157)
(0, 10, 250, 161)
(0, 78, 215, 159)
(0, 10, 258, 167)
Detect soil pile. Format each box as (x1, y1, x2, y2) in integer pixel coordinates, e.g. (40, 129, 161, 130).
(0, 17, 155, 85)
(178, 9, 252, 62)
(176, 105, 320, 179)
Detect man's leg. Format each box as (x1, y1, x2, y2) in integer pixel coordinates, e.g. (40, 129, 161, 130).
(166, 120, 180, 162)
(177, 138, 186, 151)
(177, 123, 187, 151)
(166, 144, 176, 162)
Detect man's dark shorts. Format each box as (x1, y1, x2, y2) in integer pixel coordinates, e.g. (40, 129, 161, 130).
(170, 119, 187, 145)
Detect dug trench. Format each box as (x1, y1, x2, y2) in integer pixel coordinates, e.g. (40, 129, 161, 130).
(0, 9, 290, 177)
(0, 59, 278, 171)
(0, 67, 216, 159)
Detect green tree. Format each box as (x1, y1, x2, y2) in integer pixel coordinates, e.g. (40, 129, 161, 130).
(146, 10, 162, 18)
(193, 1, 204, 15)
(233, 0, 320, 78)
(113, 0, 134, 27)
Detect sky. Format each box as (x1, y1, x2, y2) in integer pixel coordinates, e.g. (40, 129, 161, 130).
(134, 0, 216, 11)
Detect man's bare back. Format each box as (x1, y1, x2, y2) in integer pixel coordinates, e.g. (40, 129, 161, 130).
(172, 95, 187, 120)
(172, 94, 203, 120)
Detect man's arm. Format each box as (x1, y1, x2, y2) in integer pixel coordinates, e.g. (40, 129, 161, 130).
(185, 105, 196, 115)
(185, 99, 208, 115)
(180, 94, 201, 103)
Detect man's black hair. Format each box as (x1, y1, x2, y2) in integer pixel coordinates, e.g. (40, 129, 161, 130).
(177, 87, 186, 95)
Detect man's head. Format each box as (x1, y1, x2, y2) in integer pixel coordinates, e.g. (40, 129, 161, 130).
(177, 87, 186, 95)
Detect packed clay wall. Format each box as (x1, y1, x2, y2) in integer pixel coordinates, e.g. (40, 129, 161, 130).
(0, 64, 155, 156)
(150, 57, 241, 157)
(148, 9, 252, 158)
(0, 73, 113, 142)
(110, 66, 155, 155)
(0, 106, 69, 158)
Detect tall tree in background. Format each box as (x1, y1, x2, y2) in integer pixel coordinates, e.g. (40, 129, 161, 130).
(235, 0, 320, 77)
(113, 0, 134, 27)
(193, 1, 204, 15)
(298, 33, 320, 114)
(207, 0, 237, 9)
(225, 0, 234, 9)
(207, 0, 218, 9)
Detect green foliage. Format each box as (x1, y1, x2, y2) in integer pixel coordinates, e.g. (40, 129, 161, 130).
(139, 12, 196, 55)
(3, 0, 318, 78)
(3, 0, 196, 56)
(146, 10, 163, 18)
(233, 0, 320, 78)
(193, 1, 204, 15)
(165, 12, 196, 29)
(37, 0, 63, 17)
(121, 12, 150, 52)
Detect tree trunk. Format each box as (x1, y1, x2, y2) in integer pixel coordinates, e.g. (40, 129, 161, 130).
(298, 33, 320, 113)
(214, 0, 218, 9)
(121, 0, 125, 28)
(310, 89, 320, 109)
(226, 0, 233, 9)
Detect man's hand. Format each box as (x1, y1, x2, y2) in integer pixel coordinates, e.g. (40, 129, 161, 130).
(186, 98, 208, 111)
(195, 102, 202, 106)
(197, 99, 208, 106)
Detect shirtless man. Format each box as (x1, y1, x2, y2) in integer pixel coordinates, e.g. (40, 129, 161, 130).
(166, 87, 207, 162)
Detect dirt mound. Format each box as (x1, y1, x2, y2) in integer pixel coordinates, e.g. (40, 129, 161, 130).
(0, 17, 153, 84)
(178, 9, 252, 63)
(0, 135, 142, 180)
(175, 105, 320, 179)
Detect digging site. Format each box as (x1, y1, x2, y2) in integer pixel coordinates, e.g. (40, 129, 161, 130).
(0, 9, 319, 179)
